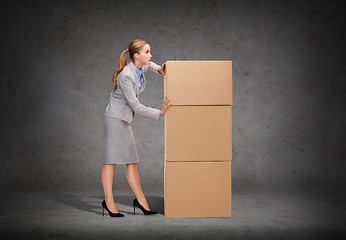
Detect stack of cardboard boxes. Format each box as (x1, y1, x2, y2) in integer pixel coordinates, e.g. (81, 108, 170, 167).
(164, 61, 233, 218)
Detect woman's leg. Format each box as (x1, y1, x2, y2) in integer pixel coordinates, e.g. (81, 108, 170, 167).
(126, 163, 151, 211)
(101, 164, 119, 213)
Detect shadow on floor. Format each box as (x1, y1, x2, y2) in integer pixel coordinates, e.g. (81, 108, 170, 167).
(47, 191, 164, 215)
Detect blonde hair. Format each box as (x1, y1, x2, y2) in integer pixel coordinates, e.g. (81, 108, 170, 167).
(112, 39, 149, 91)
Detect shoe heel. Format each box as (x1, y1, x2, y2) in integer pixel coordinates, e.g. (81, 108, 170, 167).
(133, 204, 136, 215)
(102, 207, 105, 216)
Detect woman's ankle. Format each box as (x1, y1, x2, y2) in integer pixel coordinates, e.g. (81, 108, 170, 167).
(105, 196, 115, 203)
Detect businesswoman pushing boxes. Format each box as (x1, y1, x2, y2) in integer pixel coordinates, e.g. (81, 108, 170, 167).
(102, 39, 171, 217)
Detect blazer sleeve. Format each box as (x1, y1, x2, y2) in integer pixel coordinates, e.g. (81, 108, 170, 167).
(143, 61, 161, 74)
(118, 74, 161, 120)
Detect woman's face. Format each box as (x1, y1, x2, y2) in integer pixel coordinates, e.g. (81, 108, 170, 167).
(135, 44, 152, 66)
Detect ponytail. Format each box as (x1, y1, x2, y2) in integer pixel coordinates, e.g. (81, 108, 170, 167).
(112, 48, 129, 91)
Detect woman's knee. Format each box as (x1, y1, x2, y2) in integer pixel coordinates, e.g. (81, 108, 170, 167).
(126, 163, 137, 168)
(103, 164, 115, 168)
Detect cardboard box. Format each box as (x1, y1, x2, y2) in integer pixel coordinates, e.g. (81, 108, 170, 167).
(165, 106, 232, 161)
(164, 61, 232, 106)
(164, 161, 232, 218)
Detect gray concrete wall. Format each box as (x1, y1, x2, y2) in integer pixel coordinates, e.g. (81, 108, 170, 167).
(1, 0, 345, 194)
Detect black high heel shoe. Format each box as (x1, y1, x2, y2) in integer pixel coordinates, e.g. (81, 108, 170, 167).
(102, 200, 124, 217)
(133, 198, 157, 215)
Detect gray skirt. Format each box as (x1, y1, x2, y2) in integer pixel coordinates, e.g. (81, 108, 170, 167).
(104, 116, 139, 164)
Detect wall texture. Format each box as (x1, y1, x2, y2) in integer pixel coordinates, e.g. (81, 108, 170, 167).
(1, 0, 345, 195)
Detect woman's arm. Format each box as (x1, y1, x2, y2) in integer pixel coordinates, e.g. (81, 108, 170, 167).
(144, 61, 163, 75)
(118, 74, 161, 120)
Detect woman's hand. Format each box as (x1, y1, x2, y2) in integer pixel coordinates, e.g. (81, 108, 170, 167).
(160, 96, 171, 115)
(158, 62, 166, 75)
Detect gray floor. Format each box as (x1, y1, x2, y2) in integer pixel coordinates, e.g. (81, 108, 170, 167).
(1, 190, 345, 240)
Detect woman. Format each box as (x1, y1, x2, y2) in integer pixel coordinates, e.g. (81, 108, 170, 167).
(101, 39, 171, 217)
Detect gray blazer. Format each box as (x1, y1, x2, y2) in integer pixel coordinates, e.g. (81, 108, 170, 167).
(104, 61, 162, 123)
